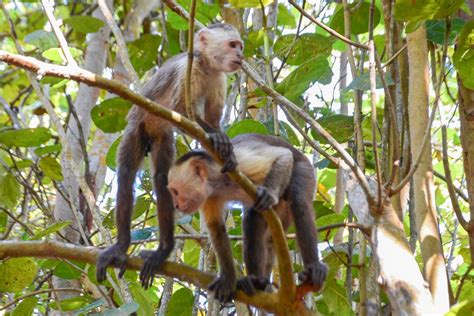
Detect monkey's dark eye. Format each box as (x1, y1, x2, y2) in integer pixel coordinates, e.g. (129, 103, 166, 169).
(170, 188, 178, 196)
(229, 41, 236, 48)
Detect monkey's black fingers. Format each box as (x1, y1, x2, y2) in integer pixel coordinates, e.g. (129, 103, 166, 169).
(96, 244, 128, 283)
(139, 249, 169, 289)
(236, 277, 256, 295)
(298, 262, 328, 287)
(252, 186, 277, 212)
(208, 276, 236, 303)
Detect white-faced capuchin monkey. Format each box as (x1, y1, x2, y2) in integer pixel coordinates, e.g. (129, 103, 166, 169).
(167, 134, 328, 302)
(96, 23, 244, 288)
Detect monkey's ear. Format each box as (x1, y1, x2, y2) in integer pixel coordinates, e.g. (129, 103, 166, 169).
(197, 29, 208, 46)
(190, 159, 208, 181)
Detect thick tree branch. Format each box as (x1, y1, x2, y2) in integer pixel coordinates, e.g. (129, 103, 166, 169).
(0, 240, 279, 312)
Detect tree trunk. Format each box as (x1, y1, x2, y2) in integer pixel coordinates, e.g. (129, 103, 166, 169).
(406, 25, 449, 312)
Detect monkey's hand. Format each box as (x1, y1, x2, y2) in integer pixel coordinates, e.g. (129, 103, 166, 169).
(208, 130, 237, 173)
(208, 274, 236, 303)
(236, 276, 272, 295)
(250, 186, 278, 212)
(139, 248, 171, 289)
(298, 262, 328, 289)
(96, 243, 128, 283)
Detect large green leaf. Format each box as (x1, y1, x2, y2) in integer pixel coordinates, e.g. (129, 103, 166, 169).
(53, 261, 82, 280)
(38, 156, 63, 181)
(34, 144, 62, 156)
(64, 16, 104, 33)
(49, 296, 93, 311)
(0, 172, 21, 209)
(426, 18, 465, 45)
(228, 0, 272, 8)
(106, 136, 121, 171)
(0, 127, 51, 147)
(31, 221, 72, 240)
(42, 47, 82, 63)
(128, 34, 162, 76)
(0, 258, 38, 292)
(129, 283, 156, 316)
(227, 119, 269, 138)
(316, 214, 346, 241)
(330, 2, 381, 35)
(168, 0, 219, 30)
(277, 3, 296, 28)
(72, 298, 106, 315)
(131, 227, 157, 242)
(91, 97, 132, 133)
(453, 20, 474, 89)
(276, 56, 331, 102)
(24, 30, 58, 50)
(395, 0, 464, 22)
(274, 33, 332, 65)
(12, 297, 39, 316)
(323, 280, 354, 316)
(166, 288, 194, 315)
(103, 302, 139, 316)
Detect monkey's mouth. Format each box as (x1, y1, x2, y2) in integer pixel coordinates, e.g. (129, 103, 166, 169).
(231, 60, 242, 67)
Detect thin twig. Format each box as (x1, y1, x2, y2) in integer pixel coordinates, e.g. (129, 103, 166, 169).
(185, 0, 197, 120)
(288, 0, 368, 50)
(41, 0, 78, 67)
(383, 43, 407, 68)
(1, 288, 82, 311)
(433, 170, 468, 202)
(97, 0, 139, 86)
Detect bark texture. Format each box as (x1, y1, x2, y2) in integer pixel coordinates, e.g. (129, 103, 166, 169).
(406, 25, 449, 312)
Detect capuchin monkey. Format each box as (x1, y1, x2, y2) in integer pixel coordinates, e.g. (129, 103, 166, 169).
(96, 23, 244, 288)
(167, 134, 328, 302)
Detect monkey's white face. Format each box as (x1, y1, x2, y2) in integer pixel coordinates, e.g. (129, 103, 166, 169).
(197, 29, 244, 73)
(167, 161, 210, 214)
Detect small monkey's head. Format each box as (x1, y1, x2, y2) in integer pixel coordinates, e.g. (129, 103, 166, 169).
(168, 152, 218, 214)
(195, 23, 244, 73)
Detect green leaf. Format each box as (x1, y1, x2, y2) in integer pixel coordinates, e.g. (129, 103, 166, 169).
(0, 258, 38, 292)
(42, 47, 82, 63)
(12, 297, 39, 316)
(274, 33, 332, 65)
(312, 114, 354, 144)
(166, 288, 194, 315)
(453, 20, 474, 89)
(38, 156, 63, 181)
(395, 0, 464, 22)
(0, 127, 51, 147)
(131, 227, 157, 242)
(106, 136, 121, 171)
(72, 298, 106, 315)
(330, 2, 381, 35)
(345, 72, 394, 91)
(316, 214, 345, 241)
(24, 30, 58, 50)
(64, 16, 104, 33)
(53, 261, 82, 280)
(0, 172, 21, 209)
(183, 239, 200, 268)
(445, 300, 474, 316)
(31, 221, 72, 240)
(167, 11, 189, 30)
(103, 302, 139, 316)
(34, 144, 62, 156)
(459, 281, 474, 303)
(276, 56, 331, 101)
(323, 279, 354, 316)
(227, 119, 269, 138)
(132, 195, 151, 221)
(0, 210, 6, 233)
(168, 0, 219, 30)
(426, 18, 465, 45)
(228, 0, 272, 8)
(128, 34, 162, 76)
(277, 3, 296, 28)
(49, 296, 93, 311)
(130, 283, 156, 316)
(91, 97, 132, 133)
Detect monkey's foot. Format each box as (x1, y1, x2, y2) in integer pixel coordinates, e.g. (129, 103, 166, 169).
(298, 262, 328, 289)
(250, 186, 278, 212)
(236, 276, 272, 295)
(96, 244, 128, 282)
(208, 131, 237, 172)
(139, 249, 170, 289)
(208, 275, 236, 303)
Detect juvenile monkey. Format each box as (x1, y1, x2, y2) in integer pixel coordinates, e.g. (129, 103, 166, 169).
(96, 23, 244, 288)
(167, 134, 328, 302)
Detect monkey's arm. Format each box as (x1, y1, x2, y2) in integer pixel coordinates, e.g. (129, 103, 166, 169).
(251, 149, 294, 212)
(202, 198, 236, 302)
(195, 116, 237, 172)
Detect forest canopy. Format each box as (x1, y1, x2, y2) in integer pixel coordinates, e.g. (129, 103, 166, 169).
(0, 0, 473, 315)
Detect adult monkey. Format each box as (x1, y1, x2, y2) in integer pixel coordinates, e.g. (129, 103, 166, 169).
(96, 23, 244, 288)
(167, 134, 328, 302)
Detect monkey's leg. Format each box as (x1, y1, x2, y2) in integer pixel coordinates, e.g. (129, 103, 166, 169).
(139, 131, 175, 289)
(237, 209, 271, 295)
(96, 127, 148, 282)
(288, 162, 327, 288)
(203, 199, 236, 303)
